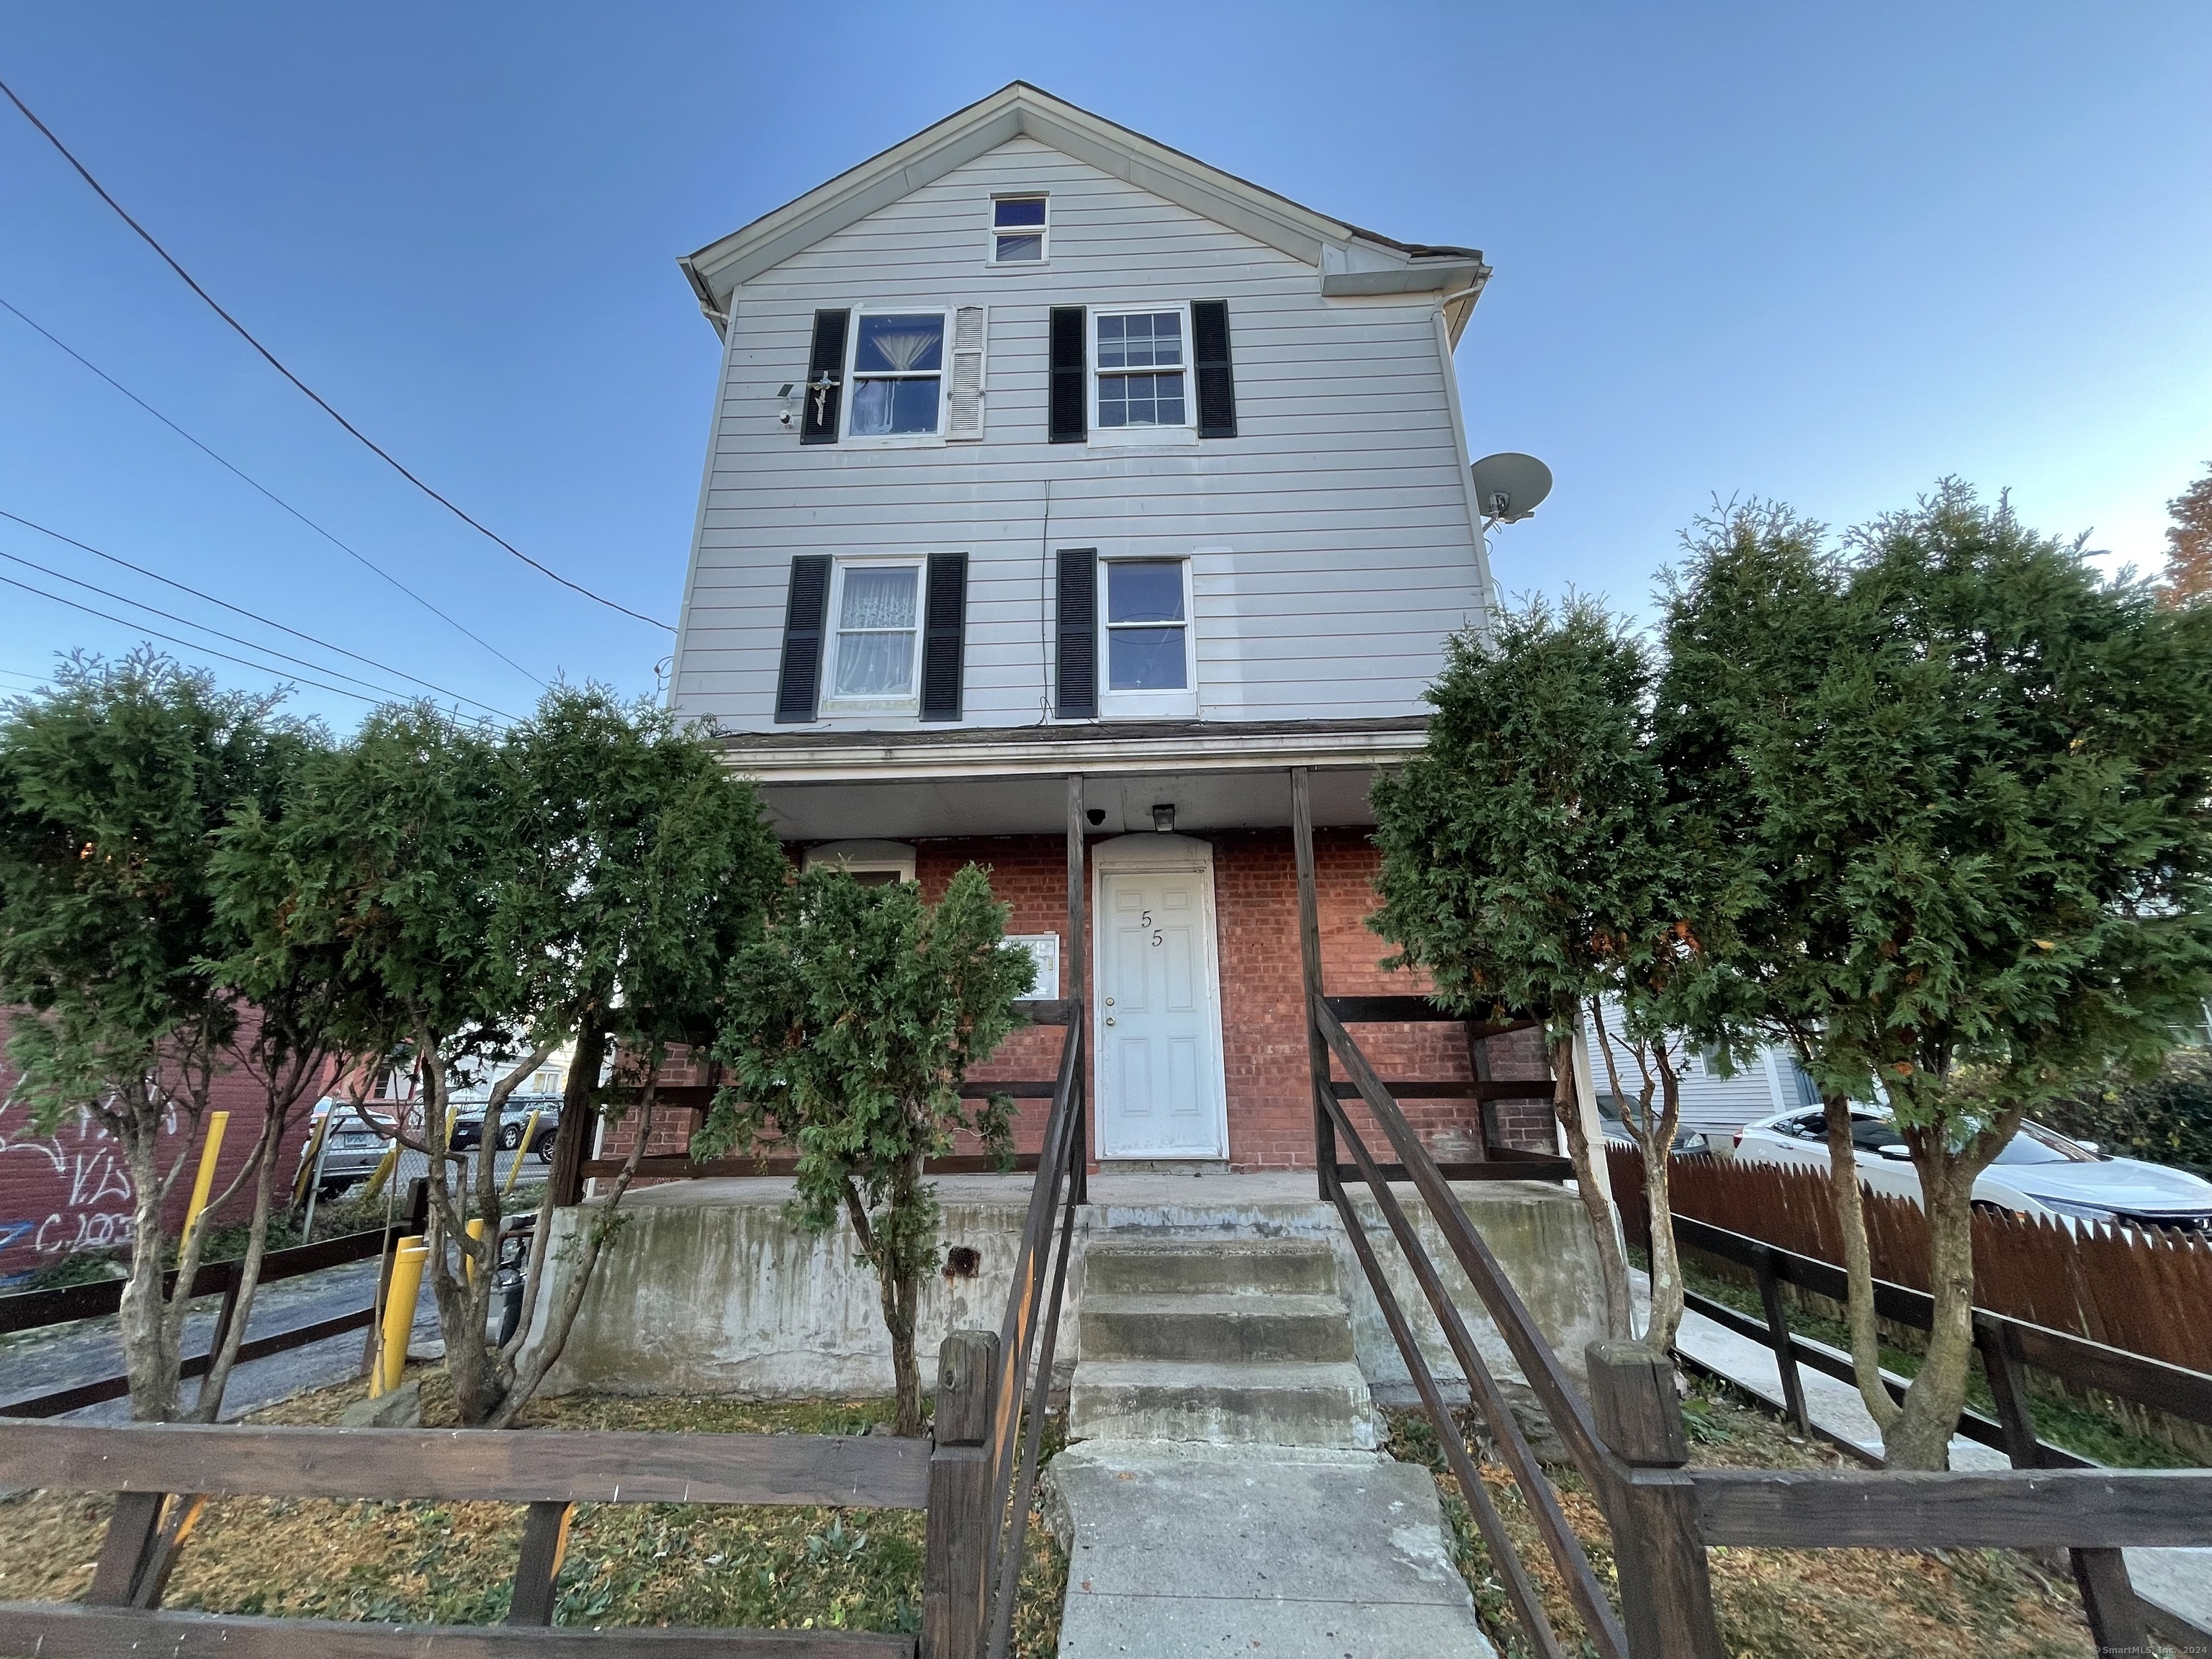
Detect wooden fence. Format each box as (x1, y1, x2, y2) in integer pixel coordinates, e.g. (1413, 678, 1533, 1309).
(0, 1191, 423, 1419)
(0, 1328, 1004, 1658)
(1607, 1147, 2212, 1375)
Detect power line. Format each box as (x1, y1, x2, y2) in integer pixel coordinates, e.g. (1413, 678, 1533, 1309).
(0, 570, 390, 708)
(0, 76, 675, 633)
(0, 540, 449, 707)
(0, 295, 546, 688)
(0, 507, 518, 720)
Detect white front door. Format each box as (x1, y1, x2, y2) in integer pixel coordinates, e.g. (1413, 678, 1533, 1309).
(1096, 853, 1228, 1159)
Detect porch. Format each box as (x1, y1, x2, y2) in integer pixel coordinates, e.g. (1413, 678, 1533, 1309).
(576, 723, 1566, 1180)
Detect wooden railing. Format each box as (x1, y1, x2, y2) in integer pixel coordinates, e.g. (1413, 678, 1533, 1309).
(1613, 1176, 2212, 1650)
(575, 1002, 1079, 1184)
(1586, 1340, 2212, 1659)
(0, 1333, 1004, 1657)
(976, 775, 1089, 1659)
(1311, 993, 1629, 1659)
(0, 1189, 426, 1419)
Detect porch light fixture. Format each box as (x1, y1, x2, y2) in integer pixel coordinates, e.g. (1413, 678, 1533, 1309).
(1151, 804, 1175, 834)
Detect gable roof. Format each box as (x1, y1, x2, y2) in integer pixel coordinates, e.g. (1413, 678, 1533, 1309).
(678, 82, 1490, 338)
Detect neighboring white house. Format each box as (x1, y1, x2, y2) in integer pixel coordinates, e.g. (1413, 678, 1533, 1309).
(664, 83, 1563, 1169)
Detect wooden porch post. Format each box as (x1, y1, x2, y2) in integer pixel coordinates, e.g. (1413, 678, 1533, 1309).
(1290, 768, 1334, 1200)
(548, 1015, 606, 1210)
(1066, 773, 1087, 1204)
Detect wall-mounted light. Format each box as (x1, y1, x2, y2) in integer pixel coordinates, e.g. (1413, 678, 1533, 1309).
(1151, 804, 1175, 834)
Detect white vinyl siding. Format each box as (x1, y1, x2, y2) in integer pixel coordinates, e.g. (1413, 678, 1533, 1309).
(671, 135, 1492, 729)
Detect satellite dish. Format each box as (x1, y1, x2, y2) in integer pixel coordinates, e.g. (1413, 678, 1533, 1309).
(1469, 452, 1553, 523)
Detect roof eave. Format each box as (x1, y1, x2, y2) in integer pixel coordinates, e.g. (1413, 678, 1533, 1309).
(678, 82, 1478, 317)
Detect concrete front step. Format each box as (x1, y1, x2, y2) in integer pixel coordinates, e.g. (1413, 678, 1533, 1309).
(1079, 1292, 1357, 1365)
(1070, 1359, 1382, 1449)
(1084, 1236, 1339, 1298)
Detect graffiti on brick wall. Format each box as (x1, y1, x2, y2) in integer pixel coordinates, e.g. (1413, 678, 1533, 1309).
(0, 1091, 172, 1285)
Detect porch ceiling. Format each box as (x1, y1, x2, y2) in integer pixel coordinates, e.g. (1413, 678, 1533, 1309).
(719, 716, 1421, 841)
(755, 766, 1380, 841)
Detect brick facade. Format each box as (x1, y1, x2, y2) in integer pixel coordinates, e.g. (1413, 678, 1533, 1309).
(599, 832, 1560, 1178)
(0, 1010, 321, 1285)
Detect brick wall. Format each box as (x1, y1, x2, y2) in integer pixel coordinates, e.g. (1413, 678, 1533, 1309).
(0, 1010, 322, 1285)
(592, 830, 1562, 1182)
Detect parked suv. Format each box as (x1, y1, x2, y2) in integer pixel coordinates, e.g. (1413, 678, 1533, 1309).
(1735, 1105, 2212, 1231)
(450, 1095, 562, 1161)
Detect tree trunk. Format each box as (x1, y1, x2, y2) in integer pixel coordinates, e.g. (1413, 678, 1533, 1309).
(886, 1264, 922, 1438)
(424, 1043, 552, 1428)
(1552, 1030, 1632, 1339)
(1822, 1093, 1902, 1434)
(117, 1105, 181, 1422)
(1883, 1125, 2010, 1470)
(1642, 1129, 1684, 1351)
(485, 1076, 655, 1429)
(189, 1110, 281, 1421)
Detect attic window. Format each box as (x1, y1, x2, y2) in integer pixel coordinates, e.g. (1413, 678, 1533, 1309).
(991, 197, 1047, 264)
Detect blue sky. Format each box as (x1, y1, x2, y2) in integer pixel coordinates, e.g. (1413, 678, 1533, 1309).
(4, 4, 2208, 727)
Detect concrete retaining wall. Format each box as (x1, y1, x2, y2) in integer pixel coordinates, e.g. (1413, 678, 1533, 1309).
(524, 1176, 1607, 1401)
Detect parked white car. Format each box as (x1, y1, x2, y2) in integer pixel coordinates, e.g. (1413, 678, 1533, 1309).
(1734, 1106, 2212, 1232)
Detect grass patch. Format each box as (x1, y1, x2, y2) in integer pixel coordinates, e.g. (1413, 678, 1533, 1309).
(0, 1367, 1067, 1654)
(1385, 1382, 2105, 1659)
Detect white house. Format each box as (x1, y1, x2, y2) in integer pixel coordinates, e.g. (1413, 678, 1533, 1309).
(662, 83, 1557, 1169)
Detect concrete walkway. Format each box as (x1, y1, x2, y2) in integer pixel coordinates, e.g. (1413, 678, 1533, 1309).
(1048, 1442, 1493, 1659)
(1668, 1288, 2212, 1645)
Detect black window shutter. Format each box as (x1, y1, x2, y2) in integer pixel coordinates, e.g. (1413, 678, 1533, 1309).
(1048, 306, 1087, 443)
(773, 555, 832, 721)
(800, 310, 849, 444)
(920, 552, 968, 722)
(1192, 300, 1236, 439)
(1055, 548, 1097, 719)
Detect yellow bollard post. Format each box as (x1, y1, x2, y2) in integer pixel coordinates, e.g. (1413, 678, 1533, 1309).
(500, 1110, 542, 1198)
(464, 1217, 486, 1285)
(290, 1113, 333, 1208)
(377, 1238, 428, 1395)
(183, 1111, 230, 1241)
(359, 1140, 400, 1207)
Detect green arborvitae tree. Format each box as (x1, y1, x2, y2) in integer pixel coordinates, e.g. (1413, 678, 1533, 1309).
(1661, 485, 2212, 1467)
(702, 863, 1036, 1436)
(239, 688, 781, 1426)
(0, 652, 315, 1419)
(1370, 596, 1743, 1346)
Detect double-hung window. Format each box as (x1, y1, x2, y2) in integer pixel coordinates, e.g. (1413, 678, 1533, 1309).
(846, 311, 947, 439)
(824, 558, 925, 714)
(1100, 558, 1194, 716)
(1092, 305, 1192, 439)
(989, 196, 1047, 263)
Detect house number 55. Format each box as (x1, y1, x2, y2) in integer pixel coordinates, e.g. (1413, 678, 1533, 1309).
(1141, 910, 1162, 947)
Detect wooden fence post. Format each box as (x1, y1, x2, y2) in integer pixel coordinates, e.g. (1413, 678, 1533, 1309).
(506, 1500, 576, 1624)
(1586, 1341, 1725, 1659)
(924, 1328, 1002, 1659)
(1974, 1318, 2152, 1655)
(1752, 1245, 1811, 1437)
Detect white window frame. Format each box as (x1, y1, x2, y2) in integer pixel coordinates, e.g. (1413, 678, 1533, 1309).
(840, 307, 952, 446)
(821, 555, 927, 716)
(1097, 555, 1197, 719)
(804, 840, 917, 884)
(1089, 302, 1197, 446)
(986, 194, 1049, 266)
